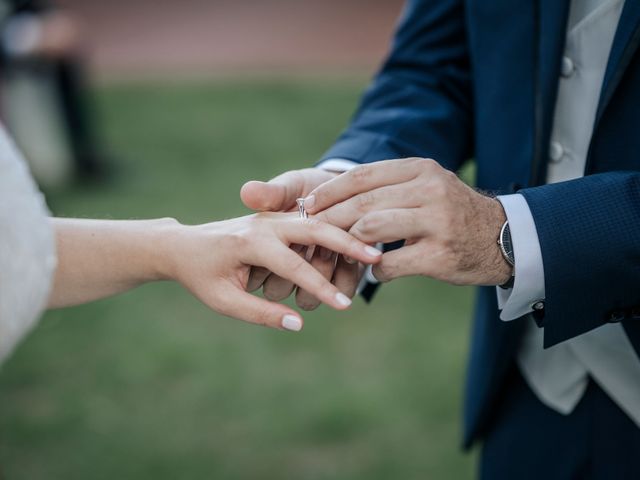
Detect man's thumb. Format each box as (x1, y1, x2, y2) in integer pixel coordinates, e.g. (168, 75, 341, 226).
(240, 180, 288, 211)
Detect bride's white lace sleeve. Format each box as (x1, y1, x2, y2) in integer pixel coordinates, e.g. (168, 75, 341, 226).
(0, 126, 57, 364)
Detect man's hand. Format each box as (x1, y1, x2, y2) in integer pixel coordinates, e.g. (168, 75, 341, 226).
(240, 168, 363, 309)
(304, 158, 513, 286)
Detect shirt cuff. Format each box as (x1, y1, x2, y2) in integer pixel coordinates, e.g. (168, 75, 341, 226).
(496, 194, 546, 321)
(316, 158, 359, 173)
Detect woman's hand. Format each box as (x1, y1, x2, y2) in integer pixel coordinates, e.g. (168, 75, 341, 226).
(162, 212, 382, 331)
(49, 214, 381, 332)
(241, 168, 363, 311)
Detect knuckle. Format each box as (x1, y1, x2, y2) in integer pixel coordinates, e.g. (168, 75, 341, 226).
(316, 208, 335, 227)
(435, 231, 454, 252)
(429, 178, 449, 198)
(434, 239, 466, 276)
(225, 230, 251, 250)
(253, 306, 273, 327)
(355, 191, 375, 210)
(351, 164, 372, 184)
(440, 168, 458, 186)
(374, 262, 394, 282)
(443, 168, 457, 179)
(411, 157, 436, 171)
(301, 218, 322, 231)
(288, 256, 309, 277)
(357, 213, 382, 235)
(393, 210, 413, 232)
(408, 181, 426, 199)
(211, 291, 231, 313)
(346, 237, 363, 257)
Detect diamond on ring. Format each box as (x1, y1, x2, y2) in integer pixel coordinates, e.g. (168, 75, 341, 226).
(296, 198, 308, 219)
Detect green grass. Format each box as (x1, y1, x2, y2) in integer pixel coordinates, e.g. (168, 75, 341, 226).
(0, 79, 477, 479)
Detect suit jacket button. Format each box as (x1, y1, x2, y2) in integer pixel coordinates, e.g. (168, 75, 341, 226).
(549, 142, 565, 163)
(561, 56, 575, 77)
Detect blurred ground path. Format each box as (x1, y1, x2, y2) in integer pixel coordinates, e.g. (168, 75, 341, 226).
(57, 0, 405, 79)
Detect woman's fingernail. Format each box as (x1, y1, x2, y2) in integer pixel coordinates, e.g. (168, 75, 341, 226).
(364, 246, 382, 257)
(344, 255, 357, 264)
(335, 292, 352, 307)
(282, 315, 303, 332)
(304, 195, 316, 210)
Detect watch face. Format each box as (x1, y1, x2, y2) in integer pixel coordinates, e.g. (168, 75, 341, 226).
(501, 223, 515, 266)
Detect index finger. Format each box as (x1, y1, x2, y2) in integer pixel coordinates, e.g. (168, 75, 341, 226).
(304, 158, 430, 214)
(278, 218, 382, 265)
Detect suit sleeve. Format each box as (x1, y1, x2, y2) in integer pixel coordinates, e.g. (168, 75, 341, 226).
(519, 172, 640, 348)
(320, 0, 473, 172)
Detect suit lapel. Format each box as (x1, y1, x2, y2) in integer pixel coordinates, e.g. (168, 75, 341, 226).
(530, 0, 570, 185)
(595, 1, 640, 124)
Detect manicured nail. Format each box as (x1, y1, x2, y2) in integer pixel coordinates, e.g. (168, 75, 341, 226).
(344, 255, 357, 264)
(364, 246, 382, 257)
(304, 194, 316, 210)
(335, 292, 352, 307)
(282, 315, 303, 332)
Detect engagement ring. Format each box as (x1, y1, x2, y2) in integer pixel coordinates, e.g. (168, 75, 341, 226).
(296, 198, 308, 219)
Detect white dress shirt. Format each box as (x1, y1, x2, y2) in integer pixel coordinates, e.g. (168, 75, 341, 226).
(497, 0, 640, 426)
(0, 125, 57, 364)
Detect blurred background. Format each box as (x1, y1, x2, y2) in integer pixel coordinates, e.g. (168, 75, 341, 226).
(0, 0, 477, 478)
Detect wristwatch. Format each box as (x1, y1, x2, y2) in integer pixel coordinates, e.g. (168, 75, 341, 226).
(497, 220, 515, 289)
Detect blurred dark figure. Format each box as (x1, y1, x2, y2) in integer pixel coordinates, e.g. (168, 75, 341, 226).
(0, 0, 108, 188)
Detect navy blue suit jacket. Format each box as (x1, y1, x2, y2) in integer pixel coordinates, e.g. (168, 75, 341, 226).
(321, 0, 640, 447)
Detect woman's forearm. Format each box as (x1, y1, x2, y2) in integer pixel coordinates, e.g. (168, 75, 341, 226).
(48, 217, 178, 308)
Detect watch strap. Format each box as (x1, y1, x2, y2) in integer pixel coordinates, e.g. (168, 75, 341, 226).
(498, 220, 515, 289)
